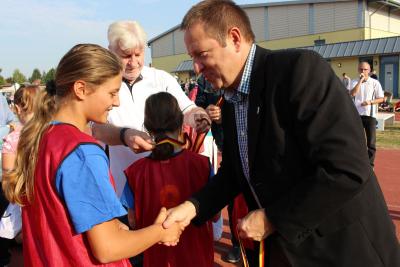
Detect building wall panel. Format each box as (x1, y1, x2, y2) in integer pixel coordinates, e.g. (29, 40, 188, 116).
(334, 1, 358, 31)
(389, 9, 400, 34)
(371, 6, 390, 32)
(245, 7, 266, 41)
(288, 5, 309, 37)
(269, 6, 289, 40)
(152, 33, 174, 58)
(174, 29, 186, 54)
(315, 3, 335, 33)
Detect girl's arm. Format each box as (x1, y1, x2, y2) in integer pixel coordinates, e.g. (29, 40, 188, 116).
(86, 207, 182, 264)
(2, 152, 16, 175)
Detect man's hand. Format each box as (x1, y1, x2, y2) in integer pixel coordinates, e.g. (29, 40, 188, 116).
(183, 107, 211, 133)
(237, 209, 275, 241)
(359, 73, 368, 83)
(205, 104, 222, 124)
(163, 201, 197, 230)
(361, 100, 371, 106)
(124, 128, 154, 153)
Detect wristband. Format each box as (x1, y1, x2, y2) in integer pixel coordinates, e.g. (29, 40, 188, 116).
(120, 127, 129, 147)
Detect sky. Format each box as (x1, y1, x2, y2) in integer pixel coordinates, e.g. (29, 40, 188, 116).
(0, 0, 288, 79)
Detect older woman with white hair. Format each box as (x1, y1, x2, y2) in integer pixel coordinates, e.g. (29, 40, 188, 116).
(92, 20, 210, 197)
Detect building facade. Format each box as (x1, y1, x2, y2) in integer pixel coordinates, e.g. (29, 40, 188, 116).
(148, 0, 400, 97)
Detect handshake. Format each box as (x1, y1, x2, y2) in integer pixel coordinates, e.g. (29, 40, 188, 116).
(153, 201, 275, 246)
(150, 201, 197, 246)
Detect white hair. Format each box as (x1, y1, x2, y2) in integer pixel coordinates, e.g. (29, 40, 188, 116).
(108, 20, 147, 52)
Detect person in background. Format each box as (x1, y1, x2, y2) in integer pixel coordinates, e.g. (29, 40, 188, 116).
(349, 61, 384, 167)
(370, 70, 378, 80)
(342, 73, 351, 90)
(122, 92, 215, 267)
(92, 20, 210, 198)
(0, 85, 39, 267)
(2, 44, 182, 267)
(163, 1, 400, 266)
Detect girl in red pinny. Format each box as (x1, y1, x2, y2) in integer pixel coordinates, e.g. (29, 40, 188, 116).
(122, 92, 215, 267)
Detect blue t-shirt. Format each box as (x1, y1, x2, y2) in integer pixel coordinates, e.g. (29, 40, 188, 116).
(55, 143, 127, 234)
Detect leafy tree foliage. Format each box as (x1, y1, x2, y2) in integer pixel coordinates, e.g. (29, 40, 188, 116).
(12, 69, 27, 84)
(0, 68, 4, 86)
(29, 68, 42, 83)
(43, 68, 55, 83)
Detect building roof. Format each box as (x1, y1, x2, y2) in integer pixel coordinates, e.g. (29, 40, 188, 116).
(147, 0, 351, 45)
(368, 0, 400, 9)
(302, 36, 400, 58)
(173, 36, 400, 73)
(173, 60, 194, 73)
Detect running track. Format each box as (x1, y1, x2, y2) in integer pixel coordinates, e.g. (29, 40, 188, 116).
(9, 149, 400, 267)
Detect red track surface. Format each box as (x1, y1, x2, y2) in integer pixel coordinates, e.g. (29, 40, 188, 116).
(9, 149, 400, 267)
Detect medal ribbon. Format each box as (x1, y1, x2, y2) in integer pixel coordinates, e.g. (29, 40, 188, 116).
(191, 96, 224, 153)
(235, 226, 265, 267)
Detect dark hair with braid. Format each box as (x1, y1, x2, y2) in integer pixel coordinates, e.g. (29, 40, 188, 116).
(144, 92, 183, 160)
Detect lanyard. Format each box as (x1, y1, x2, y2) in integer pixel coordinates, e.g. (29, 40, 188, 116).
(155, 133, 191, 149)
(236, 227, 265, 267)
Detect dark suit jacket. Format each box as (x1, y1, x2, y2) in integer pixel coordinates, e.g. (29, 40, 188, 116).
(191, 46, 400, 266)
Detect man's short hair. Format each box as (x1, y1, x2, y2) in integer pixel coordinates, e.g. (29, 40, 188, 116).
(180, 0, 255, 46)
(108, 20, 147, 52)
(358, 61, 371, 69)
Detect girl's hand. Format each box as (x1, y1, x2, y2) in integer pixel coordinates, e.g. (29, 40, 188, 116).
(154, 207, 182, 246)
(160, 222, 182, 246)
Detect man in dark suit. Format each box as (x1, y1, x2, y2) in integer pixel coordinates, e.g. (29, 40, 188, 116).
(163, 0, 400, 266)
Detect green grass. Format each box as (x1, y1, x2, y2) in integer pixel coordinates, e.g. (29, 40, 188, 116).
(376, 122, 400, 149)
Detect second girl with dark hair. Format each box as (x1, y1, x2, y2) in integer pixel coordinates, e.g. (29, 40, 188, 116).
(122, 92, 216, 267)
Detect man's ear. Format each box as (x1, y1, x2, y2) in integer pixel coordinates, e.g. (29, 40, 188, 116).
(228, 27, 242, 51)
(73, 80, 87, 100)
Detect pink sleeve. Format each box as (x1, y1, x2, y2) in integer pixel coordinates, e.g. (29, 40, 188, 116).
(2, 133, 18, 154)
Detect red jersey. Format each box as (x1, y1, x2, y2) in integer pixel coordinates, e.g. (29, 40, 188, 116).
(125, 149, 214, 267)
(22, 124, 131, 267)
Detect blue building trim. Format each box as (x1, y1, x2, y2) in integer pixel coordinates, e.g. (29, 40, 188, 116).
(357, 0, 364, 28)
(264, 7, 269, 40)
(380, 55, 399, 98)
(309, 3, 315, 34)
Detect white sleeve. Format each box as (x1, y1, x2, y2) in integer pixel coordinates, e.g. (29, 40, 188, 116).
(375, 81, 385, 98)
(158, 70, 195, 112)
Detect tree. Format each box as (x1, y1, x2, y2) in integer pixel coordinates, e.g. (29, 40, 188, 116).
(29, 68, 42, 83)
(0, 68, 4, 86)
(12, 69, 27, 84)
(43, 68, 55, 84)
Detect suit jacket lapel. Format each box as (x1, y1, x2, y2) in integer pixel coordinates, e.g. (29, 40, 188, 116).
(248, 46, 268, 177)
